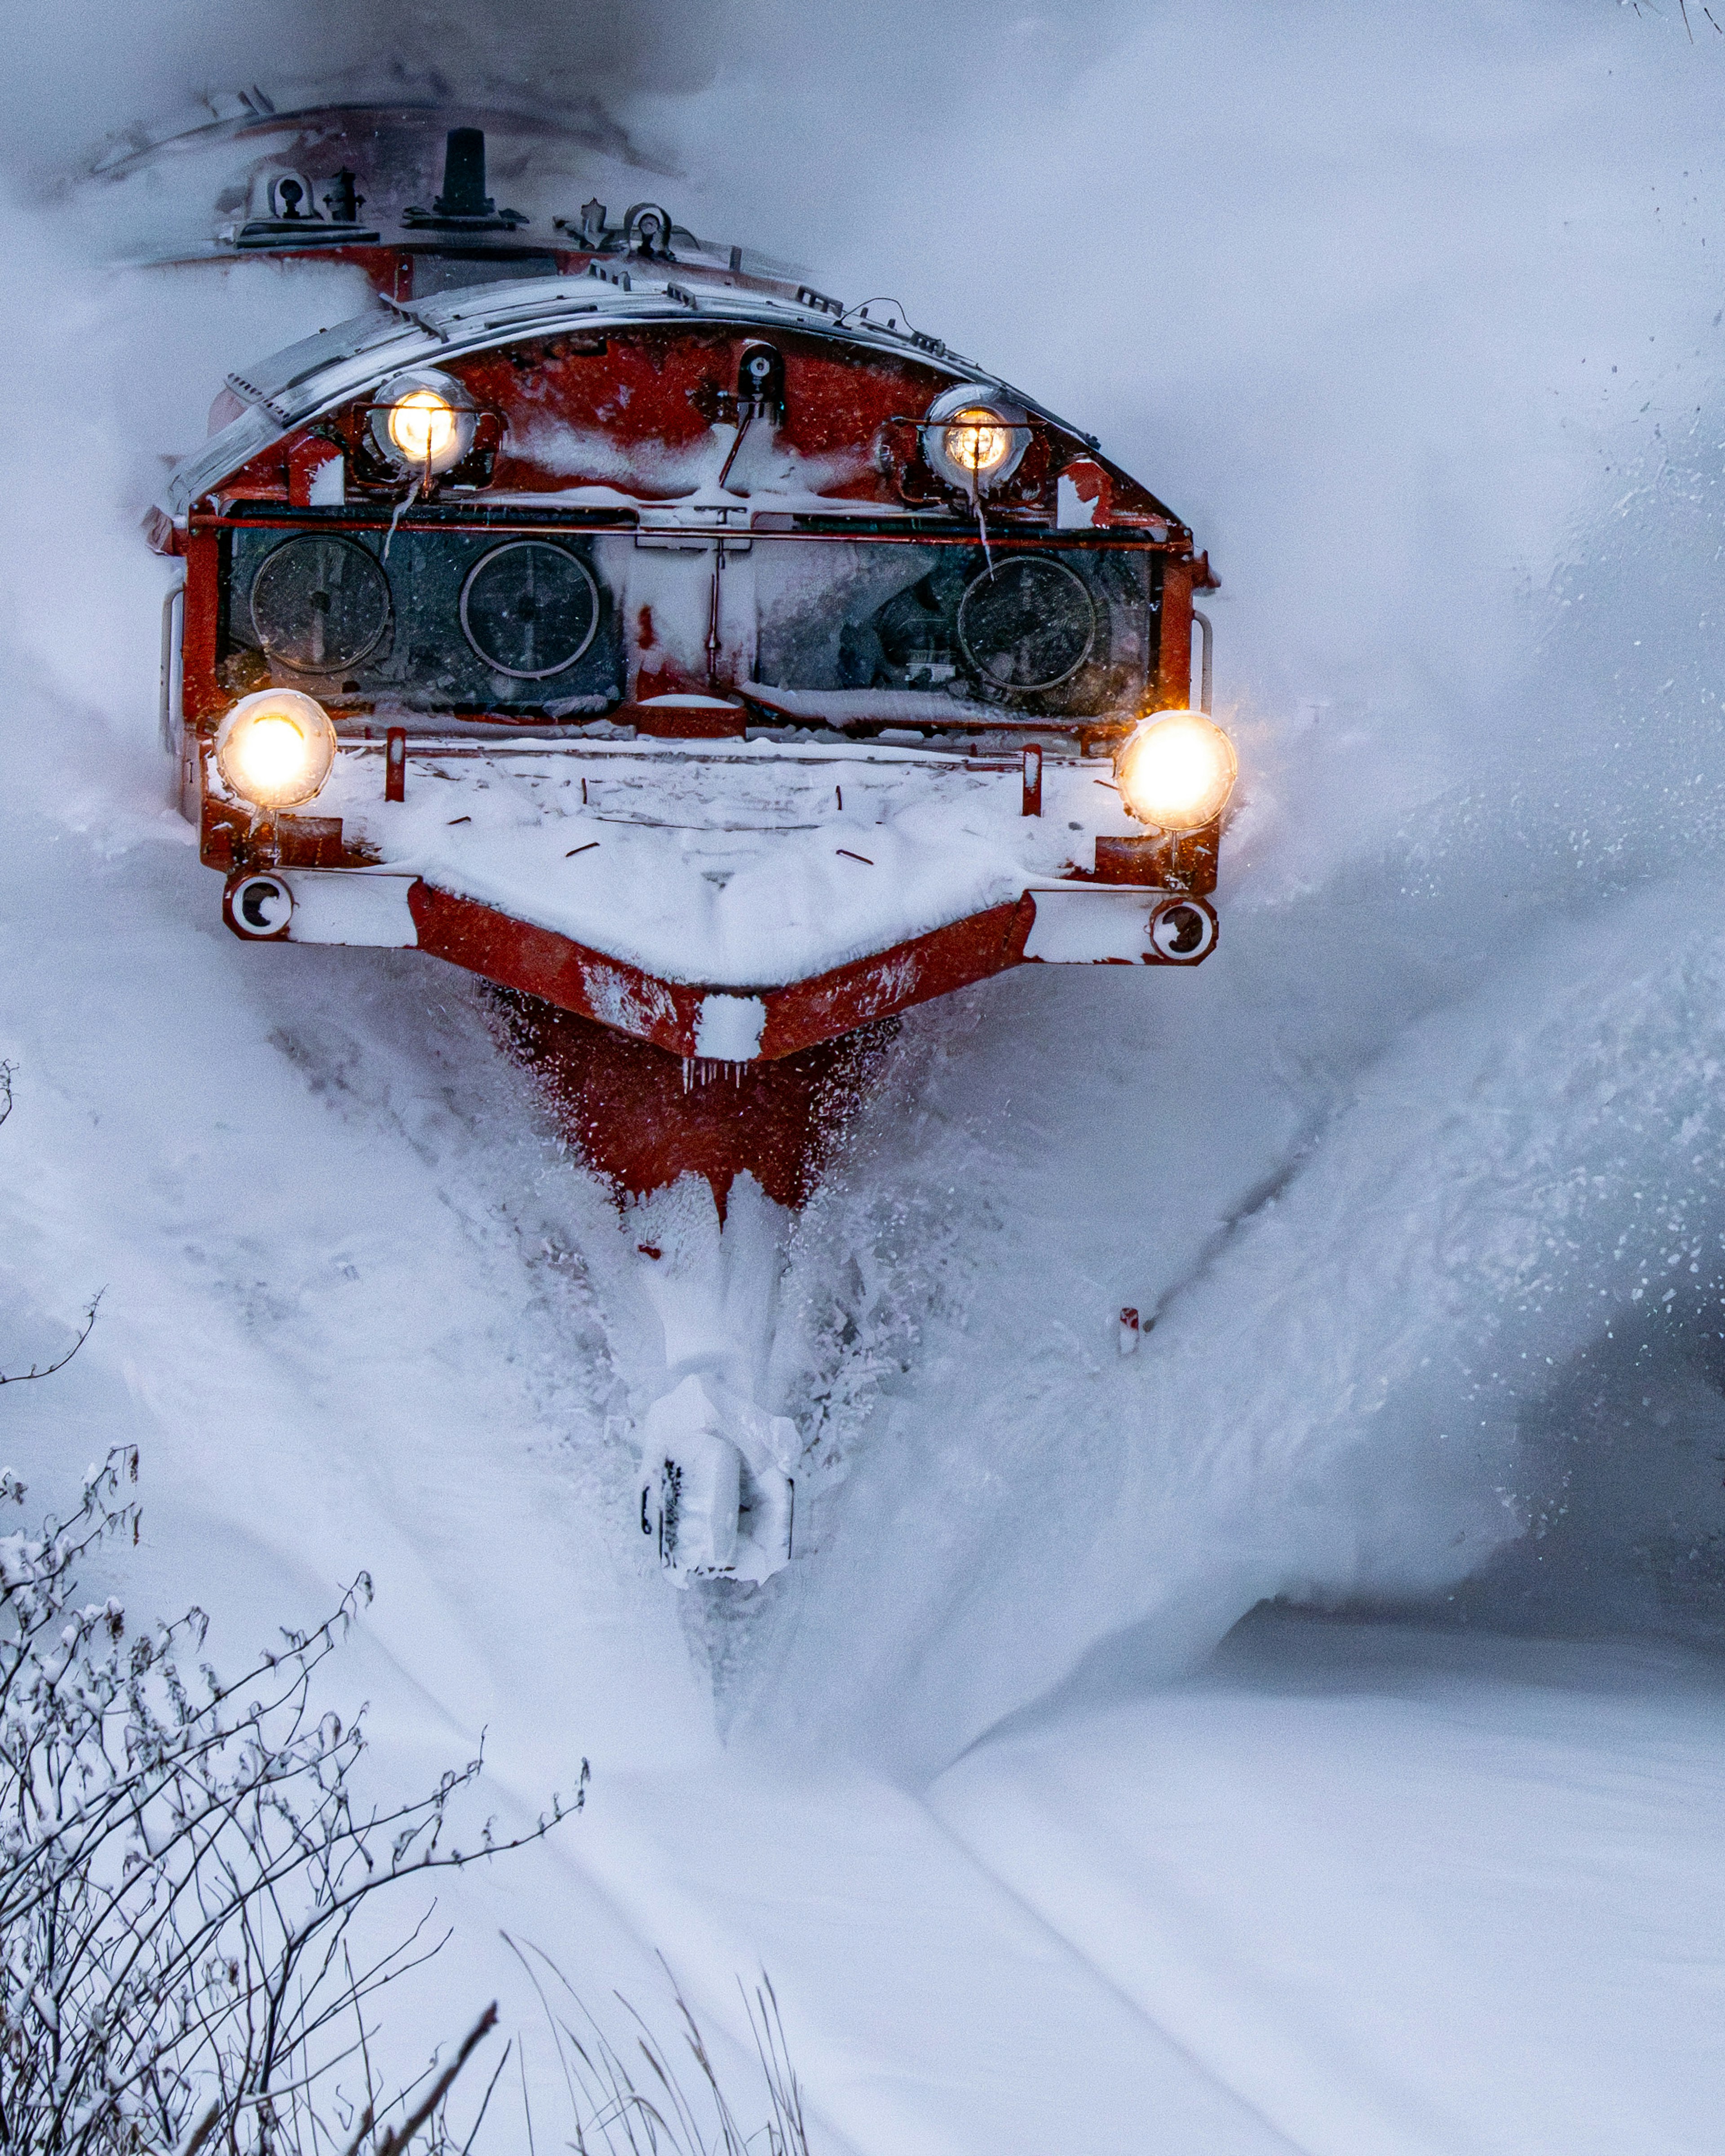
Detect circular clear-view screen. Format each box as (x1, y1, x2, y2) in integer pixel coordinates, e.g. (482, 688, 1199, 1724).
(460, 542, 601, 680)
(249, 535, 390, 674)
(956, 557, 1097, 692)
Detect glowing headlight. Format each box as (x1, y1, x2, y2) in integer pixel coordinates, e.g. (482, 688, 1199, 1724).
(369, 369, 477, 476)
(923, 382, 1029, 494)
(215, 689, 337, 810)
(1115, 709, 1238, 832)
(943, 407, 1013, 477)
(389, 389, 459, 464)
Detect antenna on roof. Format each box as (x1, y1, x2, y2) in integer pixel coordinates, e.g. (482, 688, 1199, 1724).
(403, 128, 528, 232)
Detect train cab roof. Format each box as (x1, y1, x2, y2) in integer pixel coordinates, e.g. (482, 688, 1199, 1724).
(159, 265, 1183, 543)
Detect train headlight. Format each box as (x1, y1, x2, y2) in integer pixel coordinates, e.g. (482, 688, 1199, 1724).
(215, 689, 336, 809)
(924, 383, 1029, 494)
(1115, 709, 1237, 831)
(369, 369, 476, 476)
(390, 390, 459, 464)
(944, 407, 1013, 477)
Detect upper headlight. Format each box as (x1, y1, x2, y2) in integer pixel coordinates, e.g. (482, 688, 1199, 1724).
(923, 382, 1030, 495)
(1115, 709, 1238, 832)
(215, 688, 337, 810)
(943, 407, 1013, 477)
(369, 368, 477, 476)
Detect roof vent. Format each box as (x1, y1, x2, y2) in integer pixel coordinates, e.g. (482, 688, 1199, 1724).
(403, 128, 528, 232)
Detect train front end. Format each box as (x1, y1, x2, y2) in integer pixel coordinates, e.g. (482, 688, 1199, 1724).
(151, 167, 1235, 1582)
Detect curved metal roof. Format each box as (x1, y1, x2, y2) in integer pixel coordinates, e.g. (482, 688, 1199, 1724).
(159, 267, 1097, 521)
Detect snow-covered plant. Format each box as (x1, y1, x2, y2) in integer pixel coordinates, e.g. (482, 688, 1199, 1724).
(508, 1942, 811, 2156)
(0, 1449, 579, 2156)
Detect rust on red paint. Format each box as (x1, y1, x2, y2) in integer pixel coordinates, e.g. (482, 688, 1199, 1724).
(1092, 822, 1220, 895)
(181, 529, 223, 722)
(191, 324, 1178, 527)
(455, 327, 940, 504)
(411, 883, 703, 1053)
(287, 436, 342, 507)
(629, 653, 752, 707)
(492, 995, 896, 1216)
(755, 901, 1032, 1060)
(1059, 456, 1113, 522)
(1155, 558, 1194, 716)
(622, 698, 748, 739)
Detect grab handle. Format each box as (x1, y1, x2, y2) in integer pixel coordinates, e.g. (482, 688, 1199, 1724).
(1191, 607, 1213, 715)
(159, 578, 185, 752)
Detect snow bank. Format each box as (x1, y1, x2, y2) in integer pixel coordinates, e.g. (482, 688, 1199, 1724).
(933, 1611, 1725, 2156)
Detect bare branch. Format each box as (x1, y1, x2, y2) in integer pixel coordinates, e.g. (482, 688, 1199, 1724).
(0, 1288, 104, 1386)
(0, 1455, 574, 2156)
(374, 2004, 498, 2156)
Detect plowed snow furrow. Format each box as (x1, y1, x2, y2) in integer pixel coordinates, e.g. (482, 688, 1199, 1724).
(930, 1618, 1725, 2156)
(571, 1765, 1306, 2156)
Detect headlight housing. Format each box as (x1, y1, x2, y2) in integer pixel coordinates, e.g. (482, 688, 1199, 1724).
(215, 689, 337, 810)
(1115, 709, 1238, 832)
(924, 382, 1030, 495)
(369, 368, 477, 476)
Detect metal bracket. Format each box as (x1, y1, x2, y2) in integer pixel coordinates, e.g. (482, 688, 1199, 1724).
(376, 292, 451, 343)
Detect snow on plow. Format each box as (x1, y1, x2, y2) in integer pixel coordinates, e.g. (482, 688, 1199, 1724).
(638, 1373, 798, 1585)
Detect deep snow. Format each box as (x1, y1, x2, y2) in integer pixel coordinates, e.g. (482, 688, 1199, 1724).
(4, 4, 1725, 2150)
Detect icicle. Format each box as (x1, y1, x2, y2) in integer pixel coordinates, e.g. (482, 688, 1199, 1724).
(383, 477, 421, 560)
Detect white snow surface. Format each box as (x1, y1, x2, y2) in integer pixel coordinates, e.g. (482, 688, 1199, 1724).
(6, 6, 1725, 2150)
(285, 738, 1126, 985)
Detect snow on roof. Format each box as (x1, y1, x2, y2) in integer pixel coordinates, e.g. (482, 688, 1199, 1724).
(160, 269, 1093, 521)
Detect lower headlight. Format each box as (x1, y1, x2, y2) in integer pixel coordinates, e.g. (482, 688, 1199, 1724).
(1115, 709, 1237, 832)
(215, 689, 337, 810)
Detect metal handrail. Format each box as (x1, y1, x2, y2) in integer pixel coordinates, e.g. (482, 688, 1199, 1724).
(1192, 606, 1213, 714)
(159, 578, 185, 752)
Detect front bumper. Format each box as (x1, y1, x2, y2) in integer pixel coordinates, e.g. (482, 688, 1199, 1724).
(208, 732, 1220, 1059)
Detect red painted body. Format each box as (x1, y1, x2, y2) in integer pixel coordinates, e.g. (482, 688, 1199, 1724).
(495, 999, 895, 1216)
(408, 884, 1033, 1064)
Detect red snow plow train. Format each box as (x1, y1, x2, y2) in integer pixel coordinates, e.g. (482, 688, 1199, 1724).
(148, 116, 1237, 1583)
